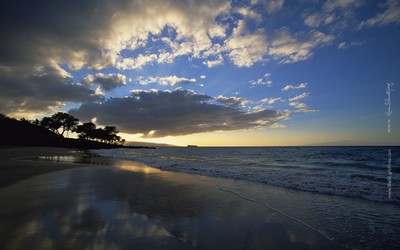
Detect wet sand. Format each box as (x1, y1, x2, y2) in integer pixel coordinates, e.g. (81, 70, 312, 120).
(0, 147, 344, 249)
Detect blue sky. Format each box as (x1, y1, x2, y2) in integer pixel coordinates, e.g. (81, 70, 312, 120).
(0, 0, 399, 145)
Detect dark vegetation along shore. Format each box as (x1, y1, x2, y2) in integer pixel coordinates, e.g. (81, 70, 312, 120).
(0, 113, 153, 149)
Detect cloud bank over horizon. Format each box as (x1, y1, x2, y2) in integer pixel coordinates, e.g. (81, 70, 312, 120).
(70, 89, 289, 138)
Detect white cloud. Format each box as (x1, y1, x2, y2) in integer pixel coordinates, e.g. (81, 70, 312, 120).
(289, 102, 317, 113)
(261, 97, 282, 104)
(289, 102, 305, 108)
(216, 95, 249, 107)
(234, 7, 262, 21)
(137, 75, 196, 86)
(250, 72, 272, 86)
(358, 0, 400, 29)
(203, 55, 225, 68)
(304, 13, 336, 27)
(269, 28, 334, 63)
(337, 40, 365, 49)
(200, 75, 206, 79)
(225, 20, 268, 67)
(282, 83, 308, 91)
(94, 86, 105, 96)
(338, 42, 347, 49)
(117, 54, 158, 70)
(270, 123, 286, 128)
(289, 92, 309, 101)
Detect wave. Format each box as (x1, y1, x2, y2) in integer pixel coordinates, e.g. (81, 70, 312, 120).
(92, 147, 400, 205)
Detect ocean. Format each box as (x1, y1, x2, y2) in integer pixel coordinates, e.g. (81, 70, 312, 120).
(92, 146, 400, 249)
(93, 146, 399, 204)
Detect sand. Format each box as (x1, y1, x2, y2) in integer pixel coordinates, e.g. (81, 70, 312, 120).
(0, 147, 344, 249)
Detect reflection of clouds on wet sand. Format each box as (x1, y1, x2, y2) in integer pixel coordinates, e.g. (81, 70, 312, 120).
(0, 161, 342, 250)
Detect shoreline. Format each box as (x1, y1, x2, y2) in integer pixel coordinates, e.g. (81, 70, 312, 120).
(0, 147, 96, 188)
(0, 146, 344, 249)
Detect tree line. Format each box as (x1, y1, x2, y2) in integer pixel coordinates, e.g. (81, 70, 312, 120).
(26, 112, 124, 145)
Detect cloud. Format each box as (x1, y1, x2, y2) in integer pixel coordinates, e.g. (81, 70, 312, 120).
(82, 73, 126, 91)
(216, 95, 249, 107)
(0, 0, 231, 112)
(302, 0, 365, 34)
(261, 97, 282, 104)
(304, 13, 336, 28)
(225, 20, 268, 67)
(338, 42, 346, 49)
(323, 0, 363, 12)
(286, 90, 315, 112)
(203, 55, 225, 68)
(94, 86, 105, 97)
(117, 54, 159, 70)
(0, 0, 386, 119)
(282, 83, 308, 91)
(250, 73, 272, 86)
(137, 75, 196, 86)
(251, 0, 285, 14)
(70, 89, 289, 137)
(233, 7, 262, 21)
(289, 102, 317, 113)
(269, 28, 334, 63)
(0, 66, 97, 116)
(270, 123, 286, 128)
(288, 92, 309, 101)
(358, 0, 400, 29)
(337, 41, 365, 49)
(200, 75, 206, 79)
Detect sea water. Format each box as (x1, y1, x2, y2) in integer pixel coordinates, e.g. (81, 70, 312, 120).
(92, 146, 400, 249)
(93, 146, 399, 204)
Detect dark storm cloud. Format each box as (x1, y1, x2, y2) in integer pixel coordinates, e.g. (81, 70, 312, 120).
(0, 0, 117, 114)
(0, 0, 115, 70)
(0, 66, 98, 114)
(70, 89, 288, 137)
(82, 73, 127, 91)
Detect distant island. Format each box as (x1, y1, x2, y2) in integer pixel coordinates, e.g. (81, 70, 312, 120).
(187, 145, 198, 148)
(0, 113, 154, 149)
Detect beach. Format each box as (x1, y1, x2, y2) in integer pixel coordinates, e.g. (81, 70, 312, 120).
(0, 147, 344, 249)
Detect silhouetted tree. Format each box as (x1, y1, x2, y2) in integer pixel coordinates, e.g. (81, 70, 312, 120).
(104, 126, 120, 143)
(20, 118, 40, 125)
(75, 122, 124, 145)
(75, 122, 96, 140)
(40, 112, 78, 137)
(40, 116, 59, 133)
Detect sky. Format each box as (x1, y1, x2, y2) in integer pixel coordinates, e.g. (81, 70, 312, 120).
(0, 0, 399, 146)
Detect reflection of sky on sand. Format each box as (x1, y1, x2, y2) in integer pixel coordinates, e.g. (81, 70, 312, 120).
(0, 168, 182, 249)
(116, 161, 162, 175)
(0, 160, 343, 250)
